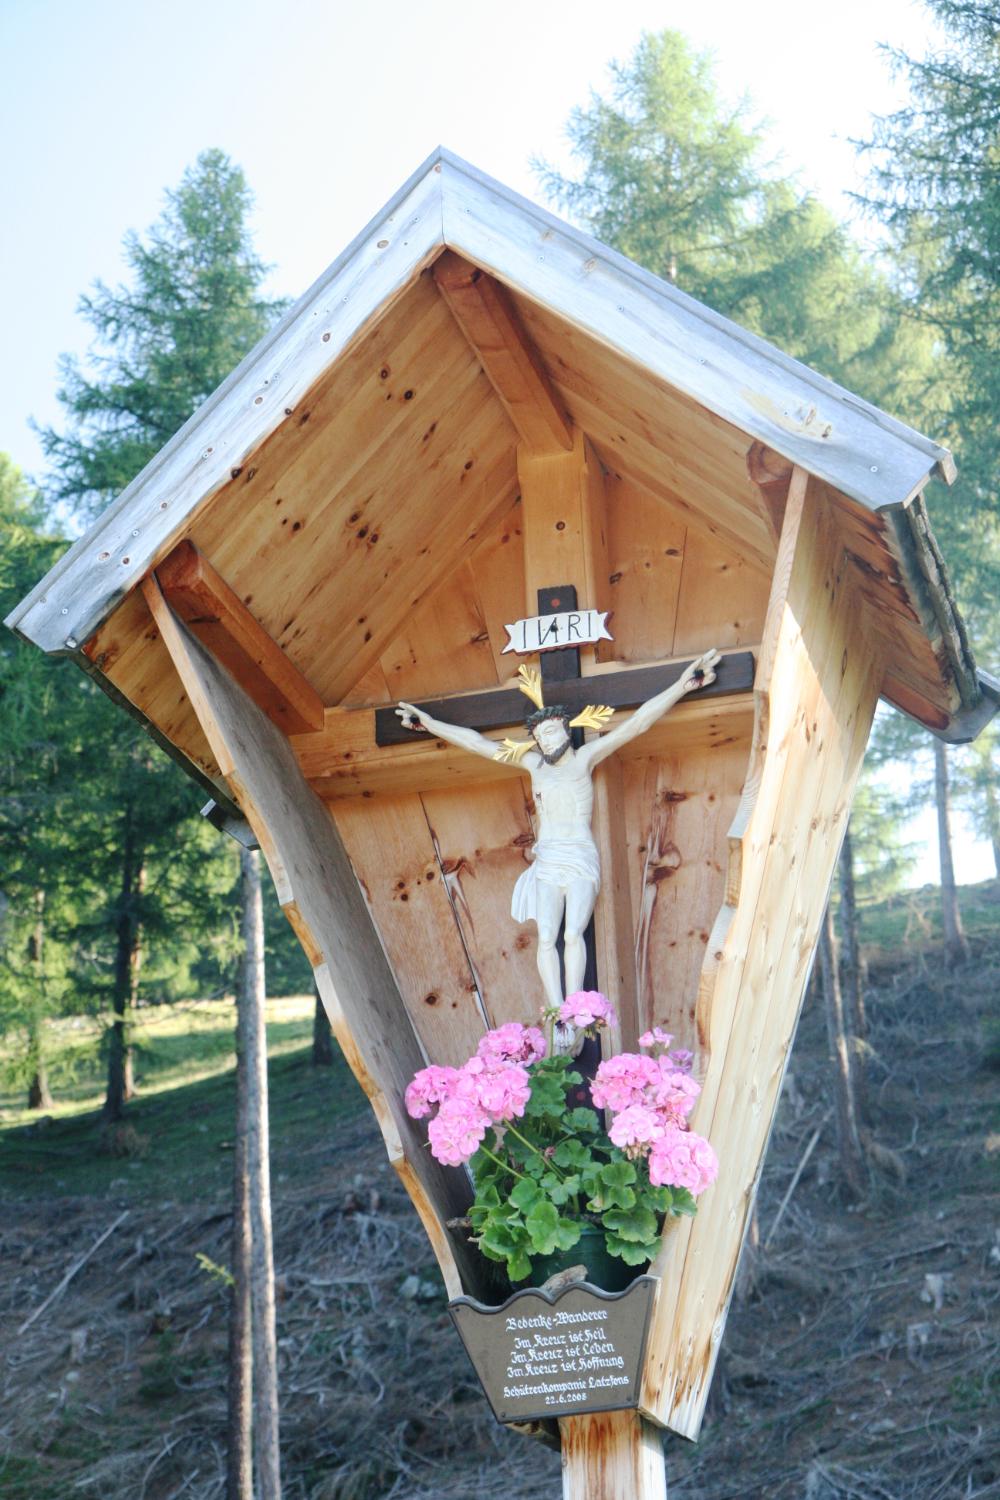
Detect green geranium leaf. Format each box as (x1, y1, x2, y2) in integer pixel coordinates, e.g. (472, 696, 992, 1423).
(602, 1205, 659, 1243)
(670, 1188, 697, 1217)
(481, 1222, 529, 1258)
(645, 1186, 673, 1215)
(547, 1173, 581, 1206)
(605, 1234, 660, 1266)
(525, 1200, 560, 1255)
(507, 1250, 533, 1283)
(477, 1241, 506, 1263)
(510, 1178, 542, 1212)
(555, 1218, 582, 1251)
(565, 1108, 599, 1133)
(553, 1139, 592, 1170)
(599, 1161, 637, 1209)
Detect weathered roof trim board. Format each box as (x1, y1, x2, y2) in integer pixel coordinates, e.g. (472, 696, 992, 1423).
(7, 148, 957, 663)
(438, 155, 954, 510)
(5, 153, 447, 656)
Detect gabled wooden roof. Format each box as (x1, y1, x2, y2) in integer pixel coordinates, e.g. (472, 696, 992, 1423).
(7, 148, 995, 753)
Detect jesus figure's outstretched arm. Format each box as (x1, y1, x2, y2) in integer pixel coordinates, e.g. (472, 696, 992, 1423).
(580, 648, 721, 770)
(395, 701, 506, 763)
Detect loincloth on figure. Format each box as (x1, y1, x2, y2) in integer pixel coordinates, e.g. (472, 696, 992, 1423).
(510, 838, 601, 924)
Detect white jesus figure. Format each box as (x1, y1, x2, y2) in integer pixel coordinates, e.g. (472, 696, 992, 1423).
(396, 648, 720, 1010)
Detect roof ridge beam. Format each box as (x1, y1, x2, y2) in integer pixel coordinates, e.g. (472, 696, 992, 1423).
(432, 250, 573, 455)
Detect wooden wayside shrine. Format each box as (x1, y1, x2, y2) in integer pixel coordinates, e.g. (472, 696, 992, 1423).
(9, 150, 997, 1497)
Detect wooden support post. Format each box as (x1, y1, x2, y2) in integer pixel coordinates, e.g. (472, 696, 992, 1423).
(560, 1411, 667, 1500)
(140, 576, 482, 1301)
(639, 468, 885, 1436)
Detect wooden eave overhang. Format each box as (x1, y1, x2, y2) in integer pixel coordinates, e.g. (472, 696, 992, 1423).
(6, 148, 994, 753)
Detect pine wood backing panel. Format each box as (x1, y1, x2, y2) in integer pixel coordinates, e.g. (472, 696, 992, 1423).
(515, 292, 760, 488)
(558, 386, 773, 570)
(639, 475, 882, 1436)
(380, 558, 499, 701)
(594, 438, 772, 571)
(514, 295, 775, 553)
(591, 755, 639, 1053)
(192, 275, 471, 595)
(467, 497, 526, 684)
(142, 584, 478, 1300)
(628, 737, 750, 1058)
(330, 794, 488, 1069)
(419, 780, 541, 1029)
(184, 281, 519, 700)
(672, 528, 771, 657)
(603, 475, 686, 664)
(338, 659, 393, 709)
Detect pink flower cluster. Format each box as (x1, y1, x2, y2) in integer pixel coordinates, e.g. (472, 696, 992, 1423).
(559, 991, 616, 1030)
(404, 1023, 546, 1167)
(592, 1037, 718, 1197)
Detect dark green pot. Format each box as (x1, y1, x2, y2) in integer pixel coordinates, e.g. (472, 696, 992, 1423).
(526, 1223, 642, 1293)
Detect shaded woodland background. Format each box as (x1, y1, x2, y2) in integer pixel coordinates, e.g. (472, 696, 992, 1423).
(2, 9, 999, 1496)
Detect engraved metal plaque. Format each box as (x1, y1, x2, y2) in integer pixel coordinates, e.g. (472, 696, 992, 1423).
(448, 1277, 657, 1425)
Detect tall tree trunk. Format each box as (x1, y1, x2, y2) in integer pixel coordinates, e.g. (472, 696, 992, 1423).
(26, 890, 53, 1111)
(837, 829, 867, 1122)
(228, 901, 254, 1500)
(311, 982, 334, 1067)
(104, 803, 143, 1121)
(981, 766, 1000, 880)
(242, 848, 281, 1499)
(934, 739, 969, 966)
(818, 902, 866, 1198)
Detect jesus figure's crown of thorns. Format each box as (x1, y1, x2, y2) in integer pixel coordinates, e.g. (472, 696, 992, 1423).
(492, 665, 614, 764)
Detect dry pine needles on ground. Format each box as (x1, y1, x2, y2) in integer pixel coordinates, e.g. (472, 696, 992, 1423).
(1, 944, 998, 1499)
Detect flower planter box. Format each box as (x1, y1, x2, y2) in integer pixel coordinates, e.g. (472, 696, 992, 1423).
(449, 1275, 657, 1425)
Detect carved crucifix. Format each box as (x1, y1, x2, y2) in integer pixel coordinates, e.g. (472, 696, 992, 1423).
(395, 583, 721, 1015)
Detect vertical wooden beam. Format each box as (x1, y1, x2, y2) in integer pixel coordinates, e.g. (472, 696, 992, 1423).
(638, 468, 884, 1436)
(560, 1410, 667, 1500)
(516, 431, 638, 1047)
(141, 578, 479, 1301)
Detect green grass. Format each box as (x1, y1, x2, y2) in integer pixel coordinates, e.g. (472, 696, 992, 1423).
(0, 996, 365, 1201)
(855, 877, 1000, 961)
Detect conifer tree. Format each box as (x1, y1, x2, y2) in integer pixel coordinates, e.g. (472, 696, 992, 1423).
(38, 150, 286, 1118)
(41, 148, 283, 519)
(537, 30, 937, 405)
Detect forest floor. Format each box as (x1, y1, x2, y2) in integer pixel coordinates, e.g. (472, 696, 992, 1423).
(0, 882, 998, 1499)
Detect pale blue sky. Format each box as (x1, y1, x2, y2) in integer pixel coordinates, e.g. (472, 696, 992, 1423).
(3, 0, 991, 884)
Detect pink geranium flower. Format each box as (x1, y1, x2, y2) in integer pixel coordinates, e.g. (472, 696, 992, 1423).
(559, 990, 616, 1030)
(608, 1104, 665, 1151)
(648, 1123, 718, 1196)
(591, 1053, 661, 1113)
(638, 1026, 673, 1050)
(471, 1062, 531, 1123)
(404, 1064, 460, 1119)
(427, 1096, 489, 1166)
(650, 1062, 700, 1121)
(477, 1023, 547, 1065)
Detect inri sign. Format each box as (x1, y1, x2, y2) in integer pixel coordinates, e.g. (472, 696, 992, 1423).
(503, 610, 613, 656)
